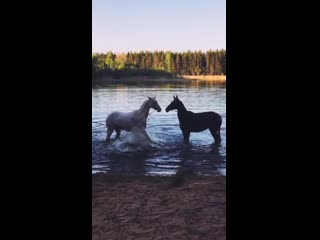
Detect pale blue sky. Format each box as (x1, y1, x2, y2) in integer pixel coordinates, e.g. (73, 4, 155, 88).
(92, 0, 226, 53)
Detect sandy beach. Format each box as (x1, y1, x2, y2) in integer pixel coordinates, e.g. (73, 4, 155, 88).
(182, 75, 226, 82)
(92, 174, 226, 240)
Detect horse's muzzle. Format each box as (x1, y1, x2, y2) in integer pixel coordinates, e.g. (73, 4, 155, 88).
(157, 108, 161, 112)
(165, 107, 169, 112)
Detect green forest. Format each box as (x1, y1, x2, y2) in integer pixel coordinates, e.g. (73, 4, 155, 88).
(92, 50, 226, 79)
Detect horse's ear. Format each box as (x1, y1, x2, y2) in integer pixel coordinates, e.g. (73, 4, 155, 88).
(173, 95, 176, 100)
(154, 96, 156, 99)
(176, 95, 179, 100)
(148, 96, 152, 100)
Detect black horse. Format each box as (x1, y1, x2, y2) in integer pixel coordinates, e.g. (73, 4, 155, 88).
(165, 95, 222, 145)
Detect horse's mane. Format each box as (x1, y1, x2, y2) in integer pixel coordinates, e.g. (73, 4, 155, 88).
(177, 100, 187, 111)
(139, 99, 150, 110)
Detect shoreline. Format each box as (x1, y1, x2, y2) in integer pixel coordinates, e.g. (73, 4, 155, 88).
(182, 75, 226, 81)
(92, 75, 226, 86)
(92, 173, 226, 240)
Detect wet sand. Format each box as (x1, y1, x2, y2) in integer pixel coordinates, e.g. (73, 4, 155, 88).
(92, 173, 226, 240)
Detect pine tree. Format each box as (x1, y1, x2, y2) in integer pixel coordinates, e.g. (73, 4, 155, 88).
(175, 53, 182, 75)
(165, 51, 174, 73)
(105, 51, 116, 70)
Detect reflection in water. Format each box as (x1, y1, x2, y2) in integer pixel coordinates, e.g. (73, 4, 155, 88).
(92, 80, 226, 176)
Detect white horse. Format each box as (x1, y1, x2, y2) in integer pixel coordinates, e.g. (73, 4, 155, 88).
(105, 96, 161, 143)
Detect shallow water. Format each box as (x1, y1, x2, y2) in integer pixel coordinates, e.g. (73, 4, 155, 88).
(92, 80, 226, 176)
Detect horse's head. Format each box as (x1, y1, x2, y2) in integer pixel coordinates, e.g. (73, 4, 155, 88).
(166, 95, 183, 112)
(148, 96, 161, 112)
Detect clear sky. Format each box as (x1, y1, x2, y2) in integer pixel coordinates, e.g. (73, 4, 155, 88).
(92, 0, 226, 53)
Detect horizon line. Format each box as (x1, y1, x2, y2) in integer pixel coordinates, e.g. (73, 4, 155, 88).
(92, 48, 226, 54)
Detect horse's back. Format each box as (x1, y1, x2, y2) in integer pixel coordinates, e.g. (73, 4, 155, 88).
(189, 111, 221, 123)
(181, 111, 222, 132)
(106, 111, 138, 131)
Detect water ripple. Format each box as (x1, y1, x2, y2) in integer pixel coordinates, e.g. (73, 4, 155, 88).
(92, 82, 226, 176)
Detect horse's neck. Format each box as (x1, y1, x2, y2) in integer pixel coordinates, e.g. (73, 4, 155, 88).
(138, 101, 150, 119)
(178, 104, 187, 115)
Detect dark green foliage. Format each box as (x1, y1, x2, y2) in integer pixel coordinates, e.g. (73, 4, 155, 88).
(92, 50, 226, 79)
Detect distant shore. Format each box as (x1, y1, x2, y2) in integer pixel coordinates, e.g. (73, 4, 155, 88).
(182, 75, 226, 81)
(92, 75, 226, 86)
(92, 173, 226, 240)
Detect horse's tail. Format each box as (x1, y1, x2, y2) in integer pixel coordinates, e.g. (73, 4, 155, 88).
(216, 115, 222, 143)
(105, 113, 112, 128)
(219, 114, 222, 127)
(217, 114, 222, 136)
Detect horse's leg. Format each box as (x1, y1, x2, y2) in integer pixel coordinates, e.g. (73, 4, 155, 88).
(210, 128, 221, 145)
(106, 127, 114, 142)
(217, 128, 221, 143)
(115, 129, 121, 139)
(140, 128, 152, 143)
(182, 131, 190, 144)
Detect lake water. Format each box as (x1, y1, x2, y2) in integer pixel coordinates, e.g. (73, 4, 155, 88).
(92, 80, 226, 176)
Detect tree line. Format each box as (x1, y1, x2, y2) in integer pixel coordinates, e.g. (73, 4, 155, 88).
(92, 50, 226, 79)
